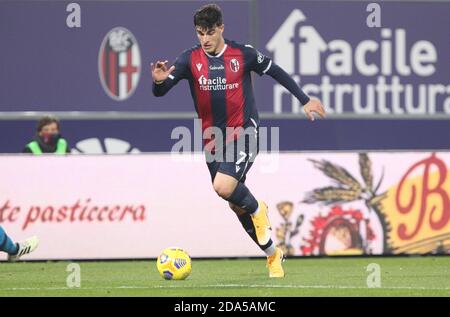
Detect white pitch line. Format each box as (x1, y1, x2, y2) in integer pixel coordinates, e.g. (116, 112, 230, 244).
(1, 284, 450, 292)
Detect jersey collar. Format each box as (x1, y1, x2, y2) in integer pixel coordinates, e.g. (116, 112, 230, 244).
(203, 43, 228, 58)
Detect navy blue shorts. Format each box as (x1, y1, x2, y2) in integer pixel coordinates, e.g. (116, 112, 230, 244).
(206, 129, 259, 184)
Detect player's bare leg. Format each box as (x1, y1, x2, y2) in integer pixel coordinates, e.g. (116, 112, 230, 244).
(212, 172, 239, 201)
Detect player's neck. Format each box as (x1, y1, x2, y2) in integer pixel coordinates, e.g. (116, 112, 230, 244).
(207, 38, 226, 56)
(214, 39, 225, 55)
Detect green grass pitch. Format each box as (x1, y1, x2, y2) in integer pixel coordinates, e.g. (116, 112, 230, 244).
(0, 257, 449, 296)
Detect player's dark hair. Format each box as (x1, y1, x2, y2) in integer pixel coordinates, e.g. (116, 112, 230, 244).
(37, 115, 60, 132)
(193, 4, 223, 30)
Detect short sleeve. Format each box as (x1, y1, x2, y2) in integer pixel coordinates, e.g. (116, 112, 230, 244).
(244, 45, 273, 76)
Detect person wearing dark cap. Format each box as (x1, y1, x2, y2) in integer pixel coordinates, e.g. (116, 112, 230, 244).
(23, 116, 70, 154)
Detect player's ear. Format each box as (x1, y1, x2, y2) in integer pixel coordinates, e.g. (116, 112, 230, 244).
(218, 24, 224, 34)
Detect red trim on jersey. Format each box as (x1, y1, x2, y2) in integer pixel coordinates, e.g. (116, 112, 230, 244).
(223, 46, 245, 141)
(190, 48, 213, 134)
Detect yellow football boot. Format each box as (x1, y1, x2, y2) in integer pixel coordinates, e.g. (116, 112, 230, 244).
(267, 247, 285, 278)
(251, 200, 272, 245)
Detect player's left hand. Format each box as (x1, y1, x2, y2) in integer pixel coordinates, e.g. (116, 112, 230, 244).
(303, 98, 326, 122)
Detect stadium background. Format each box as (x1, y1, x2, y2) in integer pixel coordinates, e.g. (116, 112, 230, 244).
(0, 0, 449, 261)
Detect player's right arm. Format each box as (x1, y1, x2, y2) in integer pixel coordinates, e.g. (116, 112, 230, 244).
(151, 51, 190, 97)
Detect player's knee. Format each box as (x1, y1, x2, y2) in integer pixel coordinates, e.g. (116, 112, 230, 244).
(213, 181, 235, 199)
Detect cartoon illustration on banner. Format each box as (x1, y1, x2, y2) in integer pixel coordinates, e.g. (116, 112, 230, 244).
(274, 153, 450, 256)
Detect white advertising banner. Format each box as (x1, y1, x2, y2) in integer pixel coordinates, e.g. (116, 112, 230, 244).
(0, 152, 449, 260)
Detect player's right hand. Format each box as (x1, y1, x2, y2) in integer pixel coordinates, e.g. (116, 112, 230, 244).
(151, 60, 175, 83)
(303, 98, 326, 122)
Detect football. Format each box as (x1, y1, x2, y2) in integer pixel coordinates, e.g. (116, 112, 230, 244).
(157, 247, 192, 280)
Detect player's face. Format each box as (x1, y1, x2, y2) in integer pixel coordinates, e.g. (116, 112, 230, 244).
(39, 123, 59, 137)
(196, 25, 224, 54)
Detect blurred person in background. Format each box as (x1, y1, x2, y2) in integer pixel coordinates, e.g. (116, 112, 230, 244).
(23, 115, 70, 154)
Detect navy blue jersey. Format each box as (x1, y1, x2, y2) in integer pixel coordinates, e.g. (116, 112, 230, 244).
(154, 39, 273, 135)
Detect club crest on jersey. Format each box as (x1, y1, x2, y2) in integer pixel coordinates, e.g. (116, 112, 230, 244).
(196, 63, 203, 72)
(98, 27, 141, 101)
(230, 59, 240, 72)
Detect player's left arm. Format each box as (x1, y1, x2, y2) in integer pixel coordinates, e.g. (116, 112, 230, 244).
(246, 46, 326, 121)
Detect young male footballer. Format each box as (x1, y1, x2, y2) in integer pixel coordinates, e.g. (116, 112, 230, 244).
(151, 4, 326, 277)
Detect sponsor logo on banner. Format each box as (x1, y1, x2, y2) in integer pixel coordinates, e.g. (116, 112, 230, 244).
(98, 27, 141, 101)
(383, 153, 450, 254)
(266, 9, 450, 116)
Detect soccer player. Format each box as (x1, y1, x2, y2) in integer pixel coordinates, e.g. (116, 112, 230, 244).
(151, 4, 325, 278)
(0, 226, 39, 261)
